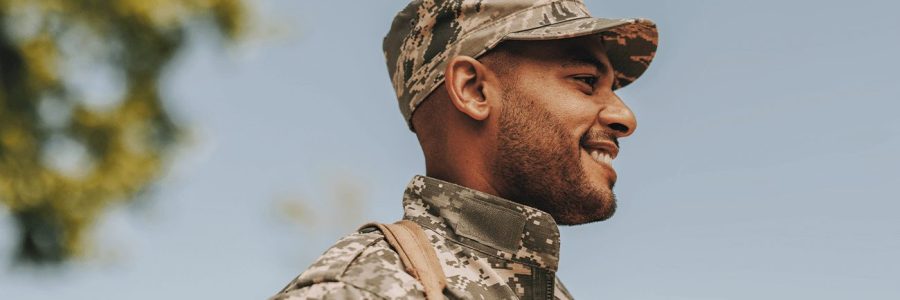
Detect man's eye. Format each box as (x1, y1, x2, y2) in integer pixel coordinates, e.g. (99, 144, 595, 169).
(575, 76, 598, 87)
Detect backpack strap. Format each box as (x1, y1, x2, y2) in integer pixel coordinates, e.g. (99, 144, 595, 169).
(359, 220, 447, 300)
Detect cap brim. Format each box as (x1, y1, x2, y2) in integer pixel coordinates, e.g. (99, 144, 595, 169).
(504, 18, 659, 90)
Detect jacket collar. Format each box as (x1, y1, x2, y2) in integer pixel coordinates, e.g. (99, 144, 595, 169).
(401, 175, 561, 271)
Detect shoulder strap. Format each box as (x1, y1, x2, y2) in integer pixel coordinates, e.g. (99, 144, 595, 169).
(359, 220, 447, 300)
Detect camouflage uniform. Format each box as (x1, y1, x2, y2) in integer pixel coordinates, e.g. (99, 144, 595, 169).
(271, 175, 573, 300)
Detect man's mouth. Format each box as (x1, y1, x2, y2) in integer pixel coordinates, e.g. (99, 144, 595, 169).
(587, 149, 613, 165)
(580, 140, 619, 167)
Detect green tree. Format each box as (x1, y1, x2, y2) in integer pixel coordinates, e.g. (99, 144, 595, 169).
(0, 0, 245, 264)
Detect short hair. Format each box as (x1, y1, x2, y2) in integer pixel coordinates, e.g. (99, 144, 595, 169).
(478, 42, 521, 78)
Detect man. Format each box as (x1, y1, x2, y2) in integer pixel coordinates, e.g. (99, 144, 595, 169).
(271, 0, 657, 299)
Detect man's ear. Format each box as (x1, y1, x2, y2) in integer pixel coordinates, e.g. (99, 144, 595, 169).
(444, 56, 492, 121)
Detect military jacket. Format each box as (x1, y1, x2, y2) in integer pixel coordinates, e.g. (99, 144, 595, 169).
(271, 175, 574, 300)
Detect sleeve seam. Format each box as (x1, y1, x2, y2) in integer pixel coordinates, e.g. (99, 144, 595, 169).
(334, 235, 404, 300)
(334, 233, 388, 281)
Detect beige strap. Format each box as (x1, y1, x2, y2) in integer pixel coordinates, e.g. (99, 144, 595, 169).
(360, 220, 447, 300)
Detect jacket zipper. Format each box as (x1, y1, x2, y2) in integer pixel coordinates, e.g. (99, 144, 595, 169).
(545, 273, 554, 300)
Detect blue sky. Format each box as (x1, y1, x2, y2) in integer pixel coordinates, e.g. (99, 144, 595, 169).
(1, 0, 898, 299)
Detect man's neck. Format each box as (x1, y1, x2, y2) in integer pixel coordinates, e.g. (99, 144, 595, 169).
(424, 167, 501, 199)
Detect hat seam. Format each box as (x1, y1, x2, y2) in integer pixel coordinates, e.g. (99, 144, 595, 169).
(457, 0, 585, 45)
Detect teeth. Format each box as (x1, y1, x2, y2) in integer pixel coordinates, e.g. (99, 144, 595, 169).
(588, 149, 612, 165)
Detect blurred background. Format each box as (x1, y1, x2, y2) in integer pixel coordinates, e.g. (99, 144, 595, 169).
(0, 0, 898, 299)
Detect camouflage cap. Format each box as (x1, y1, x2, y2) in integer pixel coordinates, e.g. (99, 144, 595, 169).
(384, 0, 659, 131)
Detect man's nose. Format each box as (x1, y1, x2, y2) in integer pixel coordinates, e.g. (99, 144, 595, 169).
(598, 93, 637, 138)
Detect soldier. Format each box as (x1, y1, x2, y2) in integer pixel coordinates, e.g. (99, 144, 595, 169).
(271, 0, 658, 299)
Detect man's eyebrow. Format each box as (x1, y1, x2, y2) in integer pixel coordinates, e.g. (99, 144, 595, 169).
(560, 54, 610, 75)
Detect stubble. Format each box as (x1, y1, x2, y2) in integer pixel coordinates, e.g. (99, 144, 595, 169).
(492, 85, 617, 225)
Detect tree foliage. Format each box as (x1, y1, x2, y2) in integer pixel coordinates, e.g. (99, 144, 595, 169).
(0, 0, 245, 264)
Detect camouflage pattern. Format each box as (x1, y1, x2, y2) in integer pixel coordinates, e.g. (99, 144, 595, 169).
(271, 175, 574, 299)
(383, 0, 659, 130)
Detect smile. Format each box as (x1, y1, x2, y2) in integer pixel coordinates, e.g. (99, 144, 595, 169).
(580, 140, 619, 167)
(587, 149, 613, 165)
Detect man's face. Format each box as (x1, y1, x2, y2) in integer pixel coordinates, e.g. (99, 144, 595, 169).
(488, 36, 637, 225)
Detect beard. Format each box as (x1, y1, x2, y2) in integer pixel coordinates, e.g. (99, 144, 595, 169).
(491, 86, 617, 225)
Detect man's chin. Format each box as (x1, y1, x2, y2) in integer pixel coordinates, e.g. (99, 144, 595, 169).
(553, 192, 617, 225)
(580, 148, 618, 185)
(558, 210, 616, 226)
